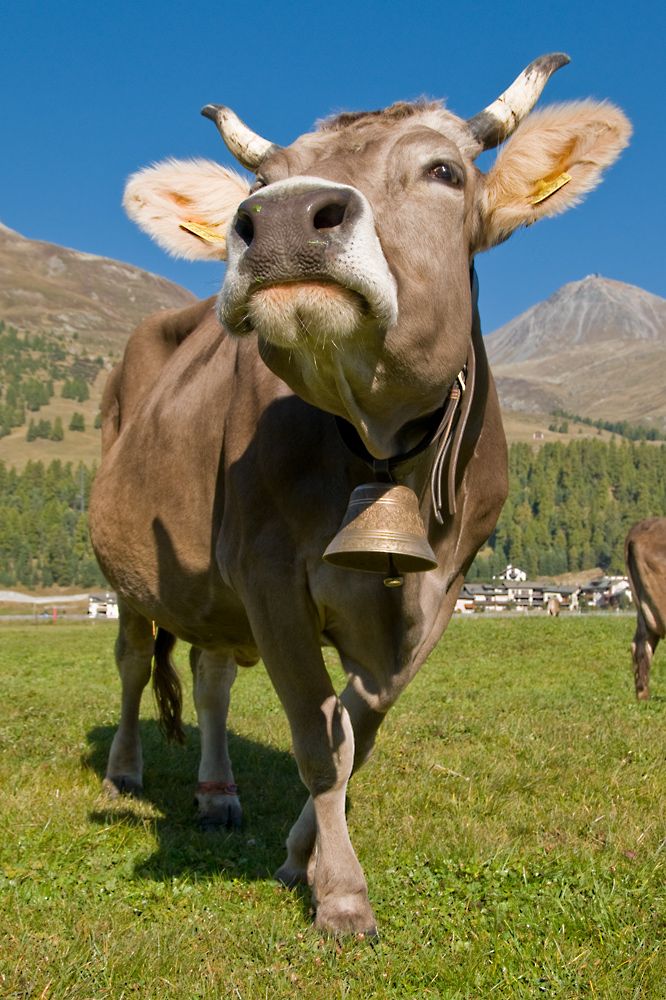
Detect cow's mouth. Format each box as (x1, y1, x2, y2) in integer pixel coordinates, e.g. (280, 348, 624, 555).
(245, 279, 369, 347)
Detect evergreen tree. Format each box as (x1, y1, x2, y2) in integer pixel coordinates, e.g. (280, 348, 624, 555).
(50, 416, 64, 441)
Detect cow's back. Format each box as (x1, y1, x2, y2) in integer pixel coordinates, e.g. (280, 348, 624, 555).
(100, 297, 218, 456)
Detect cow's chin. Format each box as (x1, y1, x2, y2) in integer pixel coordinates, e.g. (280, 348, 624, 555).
(247, 281, 366, 347)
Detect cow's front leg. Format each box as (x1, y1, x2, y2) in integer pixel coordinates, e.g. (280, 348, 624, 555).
(288, 692, 375, 936)
(279, 683, 387, 887)
(104, 602, 154, 797)
(190, 648, 241, 829)
(250, 610, 375, 936)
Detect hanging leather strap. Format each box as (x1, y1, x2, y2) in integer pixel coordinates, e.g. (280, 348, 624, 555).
(429, 337, 475, 521)
(335, 263, 480, 523)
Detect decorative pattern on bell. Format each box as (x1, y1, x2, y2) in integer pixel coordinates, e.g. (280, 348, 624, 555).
(322, 483, 438, 576)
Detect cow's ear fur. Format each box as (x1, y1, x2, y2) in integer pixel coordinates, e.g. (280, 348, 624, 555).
(477, 101, 631, 251)
(123, 158, 250, 261)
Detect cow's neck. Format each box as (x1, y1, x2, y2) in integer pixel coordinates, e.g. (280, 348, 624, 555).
(335, 337, 474, 520)
(334, 265, 480, 519)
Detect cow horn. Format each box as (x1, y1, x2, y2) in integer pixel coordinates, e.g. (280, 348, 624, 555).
(466, 53, 570, 154)
(201, 104, 281, 172)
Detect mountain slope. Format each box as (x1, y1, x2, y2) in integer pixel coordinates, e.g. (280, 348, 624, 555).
(485, 276, 666, 429)
(0, 222, 197, 354)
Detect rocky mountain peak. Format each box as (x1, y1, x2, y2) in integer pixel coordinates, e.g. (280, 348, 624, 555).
(484, 276, 666, 429)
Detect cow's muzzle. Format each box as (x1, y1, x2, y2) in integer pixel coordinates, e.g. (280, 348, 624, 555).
(219, 177, 398, 340)
(233, 186, 360, 266)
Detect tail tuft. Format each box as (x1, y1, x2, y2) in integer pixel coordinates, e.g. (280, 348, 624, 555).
(152, 628, 185, 744)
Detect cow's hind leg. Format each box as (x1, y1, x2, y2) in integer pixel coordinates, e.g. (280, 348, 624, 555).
(104, 602, 154, 797)
(190, 648, 241, 829)
(632, 613, 659, 701)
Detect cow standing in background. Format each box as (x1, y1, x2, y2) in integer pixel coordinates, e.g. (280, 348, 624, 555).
(547, 596, 562, 617)
(625, 518, 666, 700)
(90, 55, 629, 935)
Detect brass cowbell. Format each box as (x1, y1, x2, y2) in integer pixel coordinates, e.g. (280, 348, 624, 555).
(322, 483, 437, 587)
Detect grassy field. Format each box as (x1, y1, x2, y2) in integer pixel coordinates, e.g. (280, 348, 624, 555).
(1, 615, 665, 999)
(499, 411, 623, 448)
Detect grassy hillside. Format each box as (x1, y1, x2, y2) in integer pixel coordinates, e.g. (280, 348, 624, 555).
(3, 402, 651, 473)
(501, 409, 621, 447)
(0, 376, 104, 470)
(0, 313, 658, 474)
(0, 322, 106, 471)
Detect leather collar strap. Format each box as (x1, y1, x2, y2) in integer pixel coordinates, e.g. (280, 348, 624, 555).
(335, 264, 479, 524)
(430, 334, 475, 522)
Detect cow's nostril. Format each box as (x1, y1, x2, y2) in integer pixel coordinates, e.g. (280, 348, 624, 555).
(235, 212, 254, 247)
(313, 202, 347, 230)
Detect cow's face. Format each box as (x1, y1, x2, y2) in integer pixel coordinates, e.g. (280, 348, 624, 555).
(219, 112, 482, 451)
(124, 59, 629, 457)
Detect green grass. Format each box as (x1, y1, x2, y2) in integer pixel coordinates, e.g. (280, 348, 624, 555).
(1, 616, 665, 998)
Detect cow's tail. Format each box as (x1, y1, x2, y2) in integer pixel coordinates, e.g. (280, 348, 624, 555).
(153, 628, 185, 744)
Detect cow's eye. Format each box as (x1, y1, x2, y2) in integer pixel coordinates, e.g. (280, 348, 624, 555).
(428, 164, 462, 187)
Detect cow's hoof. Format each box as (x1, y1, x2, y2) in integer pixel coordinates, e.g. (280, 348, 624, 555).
(636, 688, 651, 701)
(273, 862, 309, 888)
(197, 809, 242, 832)
(195, 792, 242, 831)
(103, 775, 143, 800)
(313, 895, 378, 938)
(195, 781, 242, 829)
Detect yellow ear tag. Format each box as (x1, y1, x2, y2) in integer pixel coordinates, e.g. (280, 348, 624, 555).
(179, 221, 226, 243)
(531, 172, 572, 205)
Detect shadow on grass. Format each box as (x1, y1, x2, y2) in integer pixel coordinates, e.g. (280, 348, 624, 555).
(83, 720, 308, 896)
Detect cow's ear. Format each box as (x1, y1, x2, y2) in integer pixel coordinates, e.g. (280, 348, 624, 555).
(123, 158, 250, 261)
(477, 101, 631, 251)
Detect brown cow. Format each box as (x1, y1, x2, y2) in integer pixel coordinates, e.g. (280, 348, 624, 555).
(89, 55, 629, 935)
(547, 596, 562, 617)
(625, 518, 666, 700)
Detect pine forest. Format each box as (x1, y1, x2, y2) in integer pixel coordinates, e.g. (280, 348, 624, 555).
(468, 437, 666, 581)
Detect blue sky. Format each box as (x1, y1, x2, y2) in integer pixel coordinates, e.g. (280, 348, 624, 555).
(2, 0, 663, 333)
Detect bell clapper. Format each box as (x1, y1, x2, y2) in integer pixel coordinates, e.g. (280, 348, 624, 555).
(383, 555, 404, 588)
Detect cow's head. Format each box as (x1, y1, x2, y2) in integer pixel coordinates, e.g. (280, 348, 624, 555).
(124, 56, 629, 458)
